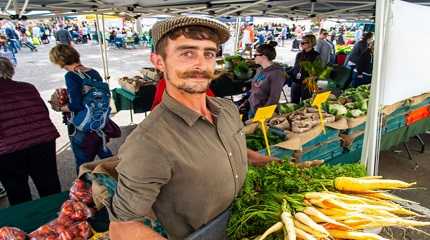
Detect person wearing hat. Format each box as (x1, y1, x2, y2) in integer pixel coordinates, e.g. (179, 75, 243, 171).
(109, 16, 274, 240)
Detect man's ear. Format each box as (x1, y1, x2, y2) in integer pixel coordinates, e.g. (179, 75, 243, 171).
(150, 53, 165, 72)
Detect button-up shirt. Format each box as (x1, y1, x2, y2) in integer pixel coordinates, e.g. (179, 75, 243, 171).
(109, 92, 248, 239)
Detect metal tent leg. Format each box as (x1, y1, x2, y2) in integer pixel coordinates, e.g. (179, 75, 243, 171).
(415, 135, 425, 153)
(404, 143, 413, 160)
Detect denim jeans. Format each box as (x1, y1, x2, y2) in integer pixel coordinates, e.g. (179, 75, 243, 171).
(69, 129, 112, 173)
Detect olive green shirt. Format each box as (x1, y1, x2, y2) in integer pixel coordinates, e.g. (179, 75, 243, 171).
(109, 93, 248, 239)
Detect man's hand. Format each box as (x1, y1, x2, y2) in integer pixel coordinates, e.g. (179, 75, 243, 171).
(110, 221, 167, 240)
(247, 149, 281, 167)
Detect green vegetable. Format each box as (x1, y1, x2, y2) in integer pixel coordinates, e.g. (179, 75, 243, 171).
(328, 104, 348, 116)
(347, 109, 364, 118)
(278, 103, 298, 114)
(246, 128, 285, 151)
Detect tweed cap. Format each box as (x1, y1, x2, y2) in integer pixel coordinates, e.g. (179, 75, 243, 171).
(151, 16, 230, 49)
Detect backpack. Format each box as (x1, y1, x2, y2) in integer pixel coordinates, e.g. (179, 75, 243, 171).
(70, 71, 111, 134)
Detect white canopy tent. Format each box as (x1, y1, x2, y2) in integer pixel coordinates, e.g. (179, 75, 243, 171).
(2, 0, 430, 176)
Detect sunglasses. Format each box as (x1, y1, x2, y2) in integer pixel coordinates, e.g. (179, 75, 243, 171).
(254, 53, 264, 57)
(300, 41, 309, 45)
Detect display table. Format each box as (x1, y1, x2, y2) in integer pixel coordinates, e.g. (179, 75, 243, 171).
(111, 85, 156, 123)
(0, 192, 68, 232)
(0, 191, 110, 233)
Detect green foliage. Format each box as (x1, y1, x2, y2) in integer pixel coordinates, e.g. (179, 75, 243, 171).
(246, 128, 285, 151)
(227, 162, 366, 239)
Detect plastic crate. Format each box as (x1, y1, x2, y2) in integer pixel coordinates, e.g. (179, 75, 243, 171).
(296, 139, 342, 162)
(349, 135, 364, 152)
(303, 128, 340, 148)
(389, 105, 410, 116)
(410, 98, 430, 110)
(259, 146, 294, 160)
(317, 148, 344, 161)
(344, 122, 366, 135)
(383, 114, 406, 134)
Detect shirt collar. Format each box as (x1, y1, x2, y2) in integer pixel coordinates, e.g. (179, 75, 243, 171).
(161, 92, 224, 127)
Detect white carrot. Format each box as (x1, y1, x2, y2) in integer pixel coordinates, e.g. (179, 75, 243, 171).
(257, 221, 283, 240)
(281, 212, 296, 240)
(294, 212, 330, 237)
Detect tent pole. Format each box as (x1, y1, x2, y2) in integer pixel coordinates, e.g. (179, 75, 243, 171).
(101, 13, 110, 83)
(360, 0, 391, 176)
(95, 13, 109, 82)
(233, 17, 241, 53)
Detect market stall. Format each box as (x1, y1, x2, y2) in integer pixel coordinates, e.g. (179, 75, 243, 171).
(2, 1, 430, 239)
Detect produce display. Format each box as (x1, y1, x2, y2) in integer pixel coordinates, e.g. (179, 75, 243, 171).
(118, 67, 159, 93)
(300, 59, 333, 93)
(326, 85, 370, 118)
(246, 128, 286, 151)
(69, 179, 93, 205)
(2, 179, 96, 240)
(268, 107, 335, 133)
(223, 55, 254, 80)
(227, 162, 429, 240)
(0, 227, 26, 240)
(335, 45, 353, 55)
(29, 220, 91, 240)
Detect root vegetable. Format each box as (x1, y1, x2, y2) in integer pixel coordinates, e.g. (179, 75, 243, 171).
(294, 212, 329, 237)
(334, 177, 416, 192)
(281, 212, 296, 240)
(303, 207, 351, 230)
(258, 222, 283, 240)
(328, 230, 390, 240)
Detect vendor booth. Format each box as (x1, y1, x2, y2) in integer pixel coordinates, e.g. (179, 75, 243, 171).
(1, 0, 430, 239)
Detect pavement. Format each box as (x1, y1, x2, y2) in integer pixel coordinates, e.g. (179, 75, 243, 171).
(1, 40, 430, 239)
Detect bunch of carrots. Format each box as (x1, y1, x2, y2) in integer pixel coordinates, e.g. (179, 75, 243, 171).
(232, 176, 430, 240)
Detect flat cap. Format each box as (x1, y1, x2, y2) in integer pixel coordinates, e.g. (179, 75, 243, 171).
(151, 16, 230, 49)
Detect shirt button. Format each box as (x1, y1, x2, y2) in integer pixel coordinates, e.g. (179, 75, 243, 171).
(228, 152, 232, 157)
(235, 174, 239, 179)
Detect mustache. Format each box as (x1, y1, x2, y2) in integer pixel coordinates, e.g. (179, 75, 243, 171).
(178, 70, 214, 79)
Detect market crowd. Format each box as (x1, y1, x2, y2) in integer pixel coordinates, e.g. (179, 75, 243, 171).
(0, 15, 374, 240)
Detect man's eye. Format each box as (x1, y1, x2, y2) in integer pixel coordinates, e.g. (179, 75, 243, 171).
(181, 51, 194, 57)
(205, 52, 216, 59)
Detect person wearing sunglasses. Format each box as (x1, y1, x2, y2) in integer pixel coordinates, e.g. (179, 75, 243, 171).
(240, 41, 286, 119)
(290, 34, 320, 104)
(315, 28, 332, 66)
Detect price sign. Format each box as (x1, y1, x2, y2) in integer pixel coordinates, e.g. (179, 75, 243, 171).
(253, 105, 277, 156)
(312, 91, 331, 134)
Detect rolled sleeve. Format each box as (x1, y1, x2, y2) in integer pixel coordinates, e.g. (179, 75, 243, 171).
(109, 131, 173, 222)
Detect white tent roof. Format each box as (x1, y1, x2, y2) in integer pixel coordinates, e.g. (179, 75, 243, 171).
(0, 0, 429, 20)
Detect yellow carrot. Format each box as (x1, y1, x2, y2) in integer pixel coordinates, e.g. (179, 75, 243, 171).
(328, 229, 390, 240)
(352, 217, 430, 230)
(334, 177, 416, 192)
(295, 212, 330, 237)
(303, 206, 352, 230)
(360, 176, 383, 179)
(258, 221, 283, 240)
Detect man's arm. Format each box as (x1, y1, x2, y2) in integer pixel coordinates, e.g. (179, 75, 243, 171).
(109, 135, 173, 239)
(247, 149, 279, 166)
(110, 221, 166, 240)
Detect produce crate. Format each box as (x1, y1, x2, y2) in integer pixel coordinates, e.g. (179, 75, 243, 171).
(410, 98, 430, 110)
(295, 139, 343, 162)
(383, 114, 406, 134)
(317, 148, 344, 162)
(344, 122, 366, 135)
(389, 105, 411, 116)
(303, 128, 340, 148)
(349, 134, 364, 152)
(259, 146, 294, 160)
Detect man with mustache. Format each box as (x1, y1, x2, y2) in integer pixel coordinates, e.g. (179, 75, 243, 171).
(109, 16, 274, 240)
